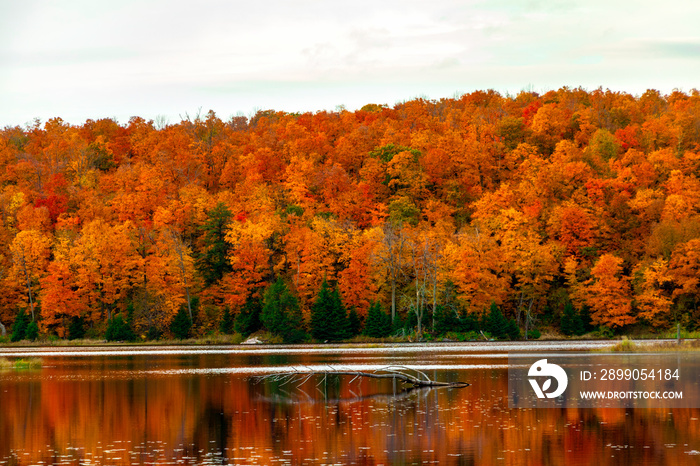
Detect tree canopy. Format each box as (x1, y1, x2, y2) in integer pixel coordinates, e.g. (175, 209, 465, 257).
(2, 88, 700, 339)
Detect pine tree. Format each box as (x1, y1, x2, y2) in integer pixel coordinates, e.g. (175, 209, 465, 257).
(485, 302, 509, 339)
(434, 305, 458, 335)
(105, 314, 136, 342)
(171, 305, 192, 339)
(219, 307, 234, 334)
(25, 320, 39, 341)
(198, 202, 233, 286)
(347, 306, 361, 337)
(68, 316, 86, 340)
(506, 318, 520, 340)
(11, 308, 29, 342)
(435, 306, 480, 336)
(261, 278, 305, 343)
(363, 301, 392, 338)
(310, 279, 350, 342)
(561, 302, 584, 336)
(235, 295, 263, 336)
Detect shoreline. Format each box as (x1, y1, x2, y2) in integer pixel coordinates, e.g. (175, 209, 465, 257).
(0, 338, 688, 354)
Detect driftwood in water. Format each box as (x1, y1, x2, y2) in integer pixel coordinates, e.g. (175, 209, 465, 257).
(255, 365, 470, 389)
(258, 385, 439, 405)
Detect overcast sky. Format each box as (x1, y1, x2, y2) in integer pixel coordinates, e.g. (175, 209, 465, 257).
(2, 0, 699, 126)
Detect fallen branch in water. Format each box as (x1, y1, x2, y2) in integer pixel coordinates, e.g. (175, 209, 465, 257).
(257, 384, 442, 405)
(254, 365, 470, 388)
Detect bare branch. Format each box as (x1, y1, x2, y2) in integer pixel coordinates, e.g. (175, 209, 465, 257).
(253, 366, 470, 388)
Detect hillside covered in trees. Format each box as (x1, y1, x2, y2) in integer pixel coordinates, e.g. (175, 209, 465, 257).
(1, 87, 700, 341)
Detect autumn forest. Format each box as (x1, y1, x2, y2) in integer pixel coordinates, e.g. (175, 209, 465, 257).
(1, 87, 700, 341)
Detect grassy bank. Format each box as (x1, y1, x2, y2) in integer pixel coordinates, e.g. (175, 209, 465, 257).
(0, 357, 42, 369)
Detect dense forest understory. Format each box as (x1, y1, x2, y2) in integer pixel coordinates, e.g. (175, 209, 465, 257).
(1, 87, 700, 342)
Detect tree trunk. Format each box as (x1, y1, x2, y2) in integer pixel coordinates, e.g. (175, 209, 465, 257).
(524, 298, 534, 340)
(0, 320, 6, 337)
(391, 270, 396, 322)
(171, 230, 193, 323)
(525, 310, 529, 340)
(19, 252, 35, 321)
(432, 272, 437, 333)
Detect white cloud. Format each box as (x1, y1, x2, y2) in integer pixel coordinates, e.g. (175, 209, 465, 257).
(1, 0, 700, 126)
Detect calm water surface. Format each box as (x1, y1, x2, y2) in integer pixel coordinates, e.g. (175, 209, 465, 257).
(1, 341, 699, 465)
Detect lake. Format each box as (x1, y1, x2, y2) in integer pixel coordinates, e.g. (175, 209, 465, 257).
(1, 341, 699, 465)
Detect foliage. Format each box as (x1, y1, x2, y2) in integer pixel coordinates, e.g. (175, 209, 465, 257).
(506, 318, 520, 340)
(592, 326, 615, 339)
(261, 278, 305, 343)
(484, 302, 510, 340)
(198, 202, 233, 286)
(68, 316, 86, 340)
(219, 307, 234, 334)
(560, 302, 586, 336)
(11, 308, 29, 342)
(171, 305, 192, 339)
(434, 305, 479, 335)
(442, 331, 483, 341)
(25, 320, 39, 341)
(585, 254, 635, 328)
(105, 314, 137, 342)
(310, 279, 350, 342)
(347, 307, 361, 337)
(146, 326, 163, 341)
(234, 295, 263, 337)
(363, 301, 392, 338)
(1, 90, 700, 341)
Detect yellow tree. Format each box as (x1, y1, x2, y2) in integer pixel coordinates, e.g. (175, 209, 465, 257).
(668, 239, 700, 316)
(445, 226, 506, 316)
(130, 224, 181, 334)
(72, 219, 142, 322)
(39, 233, 87, 336)
(159, 227, 196, 322)
(636, 259, 674, 327)
(224, 211, 278, 309)
(10, 230, 52, 321)
(372, 220, 409, 322)
(563, 257, 587, 311)
(585, 254, 635, 328)
(40, 260, 87, 337)
(337, 236, 377, 318)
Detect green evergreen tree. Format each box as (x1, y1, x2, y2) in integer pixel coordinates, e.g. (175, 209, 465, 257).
(485, 302, 509, 339)
(458, 312, 480, 333)
(68, 316, 86, 340)
(219, 307, 234, 334)
(198, 202, 233, 286)
(105, 314, 136, 342)
(261, 278, 305, 343)
(347, 306, 361, 337)
(561, 302, 585, 336)
(171, 305, 192, 339)
(435, 306, 480, 335)
(434, 305, 458, 335)
(310, 279, 350, 342)
(146, 326, 162, 340)
(25, 320, 39, 341)
(506, 318, 520, 340)
(392, 312, 405, 336)
(579, 306, 593, 334)
(11, 308, 29, 342)
(235, 295, 263, 336)
(363, 301, 392, 338)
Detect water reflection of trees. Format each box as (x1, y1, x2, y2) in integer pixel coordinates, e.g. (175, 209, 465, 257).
(2, 366, 700, 465)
